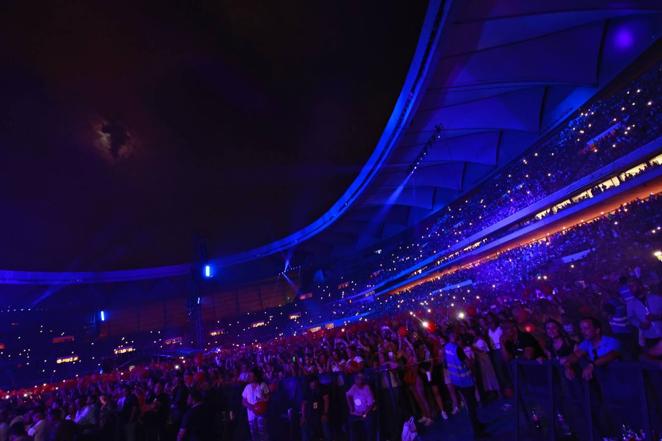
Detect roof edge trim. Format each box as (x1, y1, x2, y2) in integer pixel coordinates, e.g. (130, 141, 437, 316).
(218, 0, 452, 267)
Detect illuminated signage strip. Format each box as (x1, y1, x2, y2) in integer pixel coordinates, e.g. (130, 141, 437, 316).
(164, 337, 182, 345)
(56, 356, 79, 364)
(52, 336, 75, 344)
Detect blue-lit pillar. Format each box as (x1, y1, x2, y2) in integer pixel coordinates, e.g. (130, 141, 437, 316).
(188, 235, 209, 349)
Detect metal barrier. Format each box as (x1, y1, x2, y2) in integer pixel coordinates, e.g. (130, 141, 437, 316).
(62, 360, 658, 440)
(513, 360, 662, 441)
(212, 369, 411, 441)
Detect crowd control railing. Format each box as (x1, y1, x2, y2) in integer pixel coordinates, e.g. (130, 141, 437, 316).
(512, 360, 662, 441)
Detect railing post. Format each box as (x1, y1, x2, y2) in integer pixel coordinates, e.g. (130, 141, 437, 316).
(514, 360, 520, 441)
(547, 361, 556, 441)
(385, 366, 398, 438)
(637, 364, 652, 440)
(582, 375, 594, 441)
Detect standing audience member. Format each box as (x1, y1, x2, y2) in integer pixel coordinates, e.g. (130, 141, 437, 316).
(46, 409, 76, 441)
(544, 319, 577, 361)
(346, 373, 377, 441)
(625, 279, 662, 354)
(445, 329, 486, 439)
(564, 317, 621, 380)
(641, 281, 662, 361)
(300, 375, 330, 441)
(500, 319, 544, 362)
(605, 277, 638, 360)
(27, 412, 48, 441)
(177, 389, 212, 441)
(118, 385, 139, 441)
(242, 368, 270, 441)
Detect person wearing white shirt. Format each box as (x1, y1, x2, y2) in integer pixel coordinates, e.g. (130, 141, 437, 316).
(625, 283, 662, 345)
(346, 373, 377, 441)
(486, 313, 509, 392)
(488, 324, 502, 350)
(242, 368, 270, 441)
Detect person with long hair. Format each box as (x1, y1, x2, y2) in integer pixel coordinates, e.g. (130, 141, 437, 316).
(400, 333, 434, 426)
(470, 327, 501, 399)
(545, 318, 579, 380)
(544, 319, 577, 361)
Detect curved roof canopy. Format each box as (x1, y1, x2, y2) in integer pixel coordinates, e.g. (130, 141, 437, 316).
(292, 0, 662, 259)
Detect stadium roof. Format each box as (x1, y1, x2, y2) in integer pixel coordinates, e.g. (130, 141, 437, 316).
(288, 0, 662, 260)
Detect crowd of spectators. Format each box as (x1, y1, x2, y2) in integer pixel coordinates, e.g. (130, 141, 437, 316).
(0, 190, 659, 440)
(305, 60, 662, 305)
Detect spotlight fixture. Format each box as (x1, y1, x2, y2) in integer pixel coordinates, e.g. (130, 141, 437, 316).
(408, 125, 443, 175)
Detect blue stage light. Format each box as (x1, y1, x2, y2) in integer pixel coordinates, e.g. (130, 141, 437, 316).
(203, 264, 212, 279)
(100, 310, 106, 322)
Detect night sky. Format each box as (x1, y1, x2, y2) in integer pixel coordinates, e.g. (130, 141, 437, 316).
(0, 1, 427, 270)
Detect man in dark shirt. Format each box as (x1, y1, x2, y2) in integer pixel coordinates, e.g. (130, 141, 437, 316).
(171, 376, 190, 428)
(178, 388, 213, 441)
(119, 385, 139, 441)
(47, 408, 76, 441)
(501, 319, 545, 361)
(143, 381, 170, 441)
(300, 375, 331, 441)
